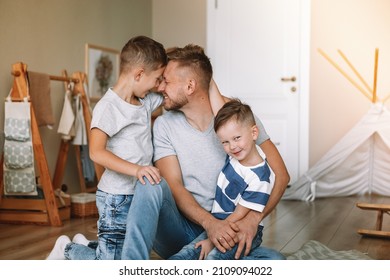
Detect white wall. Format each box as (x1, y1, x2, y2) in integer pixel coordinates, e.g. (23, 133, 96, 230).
(152, 0, 390, 170)
(310, 0, 390, 165)
(0, 0, 152, 193)
(1, 0, 389, 193)
(152, 0, 206, 48)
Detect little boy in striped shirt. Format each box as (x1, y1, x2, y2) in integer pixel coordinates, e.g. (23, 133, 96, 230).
(170, 97, 275, 260)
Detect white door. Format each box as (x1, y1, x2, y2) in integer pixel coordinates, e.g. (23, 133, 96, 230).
(207, 0, 310, 183)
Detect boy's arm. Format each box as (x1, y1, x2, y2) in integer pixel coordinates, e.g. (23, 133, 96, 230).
(234, 139, 289, 257)
(226, 177, 270, 258)
(89, 128, 160, 184)
(225, 204, 251, 223)
(209, 78, 228, 116)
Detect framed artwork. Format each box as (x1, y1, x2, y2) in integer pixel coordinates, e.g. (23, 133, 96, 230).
(85, 43, 119, 101)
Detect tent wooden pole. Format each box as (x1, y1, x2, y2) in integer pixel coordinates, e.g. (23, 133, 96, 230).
(318, 49, 373, 101)
(372, 48, 379, 103)
(337, 50, 373, 95)
(382, 93, 390, 104)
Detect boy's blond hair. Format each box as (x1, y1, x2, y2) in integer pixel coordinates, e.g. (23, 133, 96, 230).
(214, 98, 256, 132)
(120, 35, 167, 74)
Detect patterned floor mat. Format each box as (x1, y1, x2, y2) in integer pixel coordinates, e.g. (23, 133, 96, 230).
(286, 240, 373, 260)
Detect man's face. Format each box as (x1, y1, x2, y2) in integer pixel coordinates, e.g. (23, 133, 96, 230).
(158, 61, 189, 111)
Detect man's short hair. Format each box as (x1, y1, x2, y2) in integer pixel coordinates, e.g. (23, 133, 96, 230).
(166, 44, 213, 90)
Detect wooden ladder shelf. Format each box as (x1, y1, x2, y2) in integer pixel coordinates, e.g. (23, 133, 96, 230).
(0, 62, 103, 226)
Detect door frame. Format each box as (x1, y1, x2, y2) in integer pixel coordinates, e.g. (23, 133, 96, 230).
(206, 0, 311, 181)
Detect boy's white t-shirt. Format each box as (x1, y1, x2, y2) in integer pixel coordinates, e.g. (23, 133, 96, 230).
(91, 89, 163, 195)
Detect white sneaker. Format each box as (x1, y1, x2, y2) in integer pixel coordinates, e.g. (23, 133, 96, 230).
(72, 233, 90, 246)
(46, 235, 71, 260)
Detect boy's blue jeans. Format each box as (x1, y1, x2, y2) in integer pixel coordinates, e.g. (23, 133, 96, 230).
(168, 226, 263, 260)
(64, 190, 133, 260)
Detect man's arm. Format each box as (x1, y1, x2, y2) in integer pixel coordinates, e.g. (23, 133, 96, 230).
(209, 78, 226, 116)
(155, 155, 239, 252)
(258, 139, 290, 220)
(155, 155, 208, 223)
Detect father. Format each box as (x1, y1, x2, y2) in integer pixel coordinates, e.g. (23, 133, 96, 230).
(121, 45, 290, 260)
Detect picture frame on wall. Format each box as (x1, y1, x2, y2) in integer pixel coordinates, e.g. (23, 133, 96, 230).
(85, 43, 119, 102)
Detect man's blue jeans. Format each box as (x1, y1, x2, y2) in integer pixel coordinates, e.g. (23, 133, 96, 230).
(121, 178, 286, 260)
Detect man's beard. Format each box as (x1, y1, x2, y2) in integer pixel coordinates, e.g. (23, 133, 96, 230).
(163, 92, 188, 111)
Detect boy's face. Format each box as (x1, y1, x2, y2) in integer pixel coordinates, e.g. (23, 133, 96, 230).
(136, 66, 165, 98)
(216, 119, 259, 166)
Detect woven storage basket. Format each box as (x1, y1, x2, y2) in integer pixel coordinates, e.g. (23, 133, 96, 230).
(71, 193, 98, 218)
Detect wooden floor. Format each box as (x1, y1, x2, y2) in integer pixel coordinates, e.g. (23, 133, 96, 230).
(262, 194, 390, 259)
(0, 194, 389, 260)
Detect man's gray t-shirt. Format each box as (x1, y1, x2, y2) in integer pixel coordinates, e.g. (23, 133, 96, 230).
(91, 89, 163, 195)
(153, 110, 269, 211)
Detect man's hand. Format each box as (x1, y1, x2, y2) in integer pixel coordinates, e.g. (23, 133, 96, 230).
(234, 213, 261, 259)
(204, 218, 239, 253)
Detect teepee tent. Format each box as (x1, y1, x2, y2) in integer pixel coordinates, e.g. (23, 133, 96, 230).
(284, 49, 390, 201)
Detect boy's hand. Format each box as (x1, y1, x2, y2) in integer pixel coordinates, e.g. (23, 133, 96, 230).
(195, 238, 214, 260)
(136, 165, 161, 185)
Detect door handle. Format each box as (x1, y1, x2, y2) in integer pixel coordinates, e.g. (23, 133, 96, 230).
(281, 76, 296, 82)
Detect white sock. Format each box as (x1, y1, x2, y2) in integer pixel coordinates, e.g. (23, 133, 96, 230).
(46, 235, 71, 260)
(72, 233, 90, 246)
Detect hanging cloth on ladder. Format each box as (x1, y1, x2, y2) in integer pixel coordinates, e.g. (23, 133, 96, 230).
(72, 93, 95, 182)
(27, 71, 55, 128)
(72, 94, 87, 145)
(3, 91, 37, 195)
(57, 86, 76, 140)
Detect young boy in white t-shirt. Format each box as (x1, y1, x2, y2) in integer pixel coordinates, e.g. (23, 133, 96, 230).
(47, 35, 167, 260)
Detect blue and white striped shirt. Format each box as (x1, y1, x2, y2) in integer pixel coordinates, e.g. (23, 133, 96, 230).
(211, 146, 275, 224)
